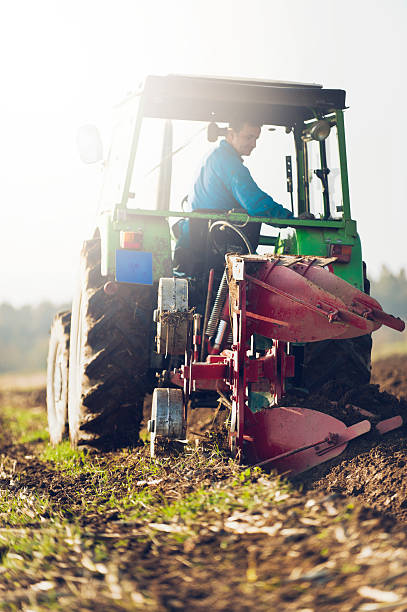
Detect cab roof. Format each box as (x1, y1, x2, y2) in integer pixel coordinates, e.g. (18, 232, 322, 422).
(140, 74, 346, 126)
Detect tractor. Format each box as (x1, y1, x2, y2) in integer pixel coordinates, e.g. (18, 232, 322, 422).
(46, 75, 405, 474)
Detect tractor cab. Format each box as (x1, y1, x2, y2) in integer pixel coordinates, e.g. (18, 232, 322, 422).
(96, 74, 361, 290)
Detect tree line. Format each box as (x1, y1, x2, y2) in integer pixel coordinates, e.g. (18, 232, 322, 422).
(0, 302, 68, 373)
(0, 266, 406, 373)
(370, 266, 407, 353)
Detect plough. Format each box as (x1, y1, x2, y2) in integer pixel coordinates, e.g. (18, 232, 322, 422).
(149, 255, 405, 474)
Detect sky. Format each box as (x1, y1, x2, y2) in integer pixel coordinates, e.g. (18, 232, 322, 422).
(0, 0, 405, 306)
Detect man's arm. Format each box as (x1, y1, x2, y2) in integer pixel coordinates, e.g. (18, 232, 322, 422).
(229, 164, 293, 219)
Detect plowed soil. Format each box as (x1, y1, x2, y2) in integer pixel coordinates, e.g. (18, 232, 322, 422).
(0, 355, 407, 611)
(295, 356, 407, 519)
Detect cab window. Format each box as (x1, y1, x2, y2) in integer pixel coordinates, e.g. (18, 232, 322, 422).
(128, 118, 166, 210)
(306, 125, 343, 219)
(99, 96, 139, 211)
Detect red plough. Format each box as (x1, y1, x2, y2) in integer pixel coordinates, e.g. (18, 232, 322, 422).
(150, 255, 405, 475)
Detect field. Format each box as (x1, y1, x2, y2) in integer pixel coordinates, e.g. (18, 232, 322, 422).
(0, 356, 407, 611)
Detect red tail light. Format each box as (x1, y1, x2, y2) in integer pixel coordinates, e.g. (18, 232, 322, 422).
(120, 230, 143, 250)
(329, 244, 352, 263)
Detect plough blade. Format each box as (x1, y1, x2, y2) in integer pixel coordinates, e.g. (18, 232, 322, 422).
(248, 407, 371, 476)
(376, 415, 403, 435)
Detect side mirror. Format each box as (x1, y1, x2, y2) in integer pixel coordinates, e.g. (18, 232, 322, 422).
(77, 124, 103, 164)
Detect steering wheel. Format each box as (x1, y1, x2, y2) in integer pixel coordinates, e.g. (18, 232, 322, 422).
(180, 195, 189, 212)
(208, 220, 253, 257)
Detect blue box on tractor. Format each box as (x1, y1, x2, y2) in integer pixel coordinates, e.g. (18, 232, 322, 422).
(115, 250, 153, 285)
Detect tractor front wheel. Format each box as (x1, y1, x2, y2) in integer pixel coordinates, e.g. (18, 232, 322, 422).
(46, 311, 71, 445)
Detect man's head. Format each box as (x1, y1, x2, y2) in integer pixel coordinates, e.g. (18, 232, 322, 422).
(226, 119, 262, 156)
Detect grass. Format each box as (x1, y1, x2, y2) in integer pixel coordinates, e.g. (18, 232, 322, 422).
(0, 388, 373, 611)
(0, 465, 294, 582)
(41, 440, 85, 467)
(1, 362, 407, 609)
(1, 404, 49, 444)
(0, 488, 53, 526)
(0, 392, 289, 532)
(149, 470, 292, 533)
(0, 398, 282, 609)
(0, 392, 294, 532)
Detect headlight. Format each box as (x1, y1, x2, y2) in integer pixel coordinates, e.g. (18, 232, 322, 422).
(302, 119, 331, 142)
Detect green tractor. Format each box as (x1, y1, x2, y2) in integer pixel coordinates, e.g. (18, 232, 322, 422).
(46, 75, 394, 457)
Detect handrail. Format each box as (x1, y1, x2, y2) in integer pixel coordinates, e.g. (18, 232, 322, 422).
(115, 207, 346, 229)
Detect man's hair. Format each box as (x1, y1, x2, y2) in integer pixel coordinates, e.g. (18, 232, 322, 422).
(228, 118, 263, 132)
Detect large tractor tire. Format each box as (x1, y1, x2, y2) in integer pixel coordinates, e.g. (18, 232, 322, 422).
(302, 265, 373, 392)
(302, 334, 372, 392)
(68, 238, 155, 449)
(46, 311, 71, 444)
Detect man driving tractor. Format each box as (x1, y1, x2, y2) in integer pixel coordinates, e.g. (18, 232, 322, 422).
(174, 119, 293, 274)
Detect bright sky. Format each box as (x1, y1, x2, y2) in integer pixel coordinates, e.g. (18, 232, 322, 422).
(1, 0, 405, 305)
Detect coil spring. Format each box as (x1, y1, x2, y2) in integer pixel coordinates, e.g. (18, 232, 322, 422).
(206, 270, 228, 338)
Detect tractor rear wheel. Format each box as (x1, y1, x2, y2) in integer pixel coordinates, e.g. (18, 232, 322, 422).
(302, 334, 372, 392)
(302, 265, 373, 392)
(46, 311, 71, 444)
(68, 238, 155, 449)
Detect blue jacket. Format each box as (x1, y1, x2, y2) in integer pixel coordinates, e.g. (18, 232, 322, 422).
(189, 139, 293, 217)
(176, 140, 292, 248)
